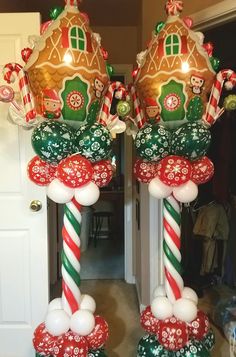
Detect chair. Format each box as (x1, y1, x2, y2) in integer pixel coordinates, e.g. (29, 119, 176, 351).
(92, 200, 114, 247)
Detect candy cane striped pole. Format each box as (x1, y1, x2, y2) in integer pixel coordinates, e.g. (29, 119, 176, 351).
(165, 0, 183, 16)
(3, 62, 36, 122)
(204, 69, 236, 126)
(61, 197, 82, 316)
(130, 85, 146, 129)
(99, 81, 125, 126)
(163, 195, 183, 304)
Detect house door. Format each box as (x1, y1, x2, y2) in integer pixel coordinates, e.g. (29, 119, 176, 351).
(0, 13, 49, 357)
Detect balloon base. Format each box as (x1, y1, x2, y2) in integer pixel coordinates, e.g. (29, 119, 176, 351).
(35, 348, 108, 357)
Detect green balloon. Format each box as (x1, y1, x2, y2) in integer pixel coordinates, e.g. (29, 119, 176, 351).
(170, 122, 211, 160)
(116, 100, 131, 117)
(173, 340, 210, 357)
(31, 120, 75, 165)
(106, 63, 114, 77)
(137, 334, 172, 356)
(88, 349, 108, 357)
(49, 6, 64, 20)
(135, 124, 170, 161)
(210, 57, 220, 72)
(74, 123, 112, 162)
(202, 329, 215, 351)
(155, 21, 165, 34)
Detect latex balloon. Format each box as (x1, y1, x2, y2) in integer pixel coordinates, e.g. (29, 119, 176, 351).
(48, 298, 63, 312)
(148, 177, 173, 199)
(56, 154, 93, 188)
(182, 287, 198, 305)
(74, 123, 112, 162)
(47, 178, 74, 204)
(173, 298, 198, 323)
(52, 331, 88, 357)
(202, 329, 215, 351)
(88, 349, 108, 357)
(70, 309, 95, 336)
(106, 63, 114, 77)
(135, 124, 170, 162)
(31, 121, 75, 165)
(210, 57, 220, 71)
(92, 160, 113, 187)
(116, 100, 131, 117)
(191, 156, 214, 185)
(153, 285, 166, 298)
(173, 180, 198, 203)
(140, 305, 159, 334)
(33, 322, 57, 355)
(134, 159, 158, 183)
(172, 340, 210, 356)
(151, 297, 173, 320)
(188, 310, 210, 340)
(157, 317, 189, 351)
(157, 155, 192, 187)
(137, 334, 172, 356)
(49, 6, 64, 20)
(45, 309, 70, 336)
(74, 181, 100, 206)
(80, 294, 96, 313)
(86, 315, 109, 349)
(27, 156, 57, 186)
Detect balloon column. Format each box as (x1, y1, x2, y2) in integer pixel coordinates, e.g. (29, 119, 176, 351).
(2, 0, 127, 356)
(130, 0, 236, 356)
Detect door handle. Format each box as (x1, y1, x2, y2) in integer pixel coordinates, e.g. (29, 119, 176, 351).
(30, 200, 42, 212)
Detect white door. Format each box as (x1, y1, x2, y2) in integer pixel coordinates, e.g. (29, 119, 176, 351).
(0, 13, 49, 357)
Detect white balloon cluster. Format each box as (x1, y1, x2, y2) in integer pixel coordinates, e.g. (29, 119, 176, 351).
(45, 294, 96, 337)
(47, 179, 100, 205)
(151, 285, 198, 323)
(148, 177, 198, 203)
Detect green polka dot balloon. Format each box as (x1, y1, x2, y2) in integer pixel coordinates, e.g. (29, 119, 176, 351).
(137, 334, 172, 356)
(135, 124, 170, 162)
(74, 123, 112, 162)
(202, 329, 215, 351)
(31, 120, 75, 165)
(88, 349, 108, 357)
(173, 340, 210, 357)
(171, 122, 211, 160)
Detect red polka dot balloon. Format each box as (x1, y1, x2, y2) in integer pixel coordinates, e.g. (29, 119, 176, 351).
(157, 317, 189, 351)
(92, 160, 113, 187)
(191, 156, 214, 185)
(157, 155, 192, 187)
(53, 331, 88, 357)
(188, 310, 210, 341)
(134, 159, 158, 183)
(33, 322, 57, 355)
(140, 305, 160, 334)
(56, 154, 93, 188)
(28, 156, 57, 186)
(85, 315, 109, 349)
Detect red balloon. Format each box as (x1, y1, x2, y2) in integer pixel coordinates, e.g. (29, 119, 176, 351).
(28, 156, 57, 186)
(157, 317, 189, 351)
(134, 159, 158, 183)
(191, 156, 214, 185)
(188, 310, 210, 341)
(85, 315, 109, 349)
(92, 160, 113, 187)
(56, 154, 93, 188)
(33, 322, 57, 354)
(140, 305, 160, 334)
(53, 331, 88, 357)
(157, 155, 192, 187)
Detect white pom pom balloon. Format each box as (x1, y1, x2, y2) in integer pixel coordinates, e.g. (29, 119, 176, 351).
(80, 294, 96, 313)
(47, 178, 74, 204)
(173, 180, 198, 203)
(173, 298, 198, 322)
(182, 287, 198, 305)
(75, 181, 100, 206)
(70, 309, 95, 336)
(153, 285, 166, 298)
(148, 177, 173, 199)
(45, 309, 70, 336)
(151, 296, 173, 320)
(48, 298, 62, 312)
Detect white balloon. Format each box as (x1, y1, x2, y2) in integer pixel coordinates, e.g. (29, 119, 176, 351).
(173, 298, 198, 323)
(80, 294, 96, 313)
(153, 285, 166, 298)
(74, 181, 100, 206)
(70, 309, 95, 336)
(151, 296, 173, 320)
(45, 309, 70, 336)
(148, 177, 173, 199)
(48, 298, 62, 312)
(173, 180, 198, 203)
(47, 178, 74, 204)
(182, 287, 198, 305)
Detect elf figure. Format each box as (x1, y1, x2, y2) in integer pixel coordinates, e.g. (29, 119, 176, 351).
(190, 74, 205, 95)
(145, 97, 160, 123)
(41, 88, 61, 119)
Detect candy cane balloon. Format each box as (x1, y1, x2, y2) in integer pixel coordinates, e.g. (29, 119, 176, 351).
(99, 81, 125, 126)
(163, 195, 183, 304)
(3, 62, 36, 122)
(130, 85, 146, 129)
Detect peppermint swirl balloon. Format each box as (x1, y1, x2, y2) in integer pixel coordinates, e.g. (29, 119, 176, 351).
(31, 120, 74, 165)
(135, 124, 170, 161)
(75, 123, 112, 162)
(171, 122, 211, 160)
(137, 334, 172, 356)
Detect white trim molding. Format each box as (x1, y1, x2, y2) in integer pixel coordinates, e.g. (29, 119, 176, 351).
(191, 0, 236, 31)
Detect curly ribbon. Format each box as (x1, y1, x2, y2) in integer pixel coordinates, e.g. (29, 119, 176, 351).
(62, 197, 82, 315)
(163, 195, 183, 304)
(99, 81, 125, 126)
(165, 0, 183, 16)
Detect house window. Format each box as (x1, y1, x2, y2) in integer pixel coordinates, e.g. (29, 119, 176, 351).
(165, 34, 180, 56)
(70, 27, 86, 51)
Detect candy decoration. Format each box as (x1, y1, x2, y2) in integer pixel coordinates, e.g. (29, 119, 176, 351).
(0, 85, 21, 111)
(21, 48, 33, 63)
(134, 159, 158, 184)
(224, 94, 236, 111)
(92, 160, 113, 187)
(61, 197, 82, 315)
(27, 156, 57, 186)
(191, 156, 214, 185)
(165, 0, 183, 16)
(157, 155, 192, 187)
(99, 82, 125, 126)
(157, 317, 189, 351)
(188, 310, 210, 340)
(140, 305, 159, 334)
(137, 334, 172, 357)
(3, 62, 36, 121)
(204, 69, 236, 126)
(86, 315, 109, 350)
(130, 85, 145, 129)
(163, 195, 183, 303)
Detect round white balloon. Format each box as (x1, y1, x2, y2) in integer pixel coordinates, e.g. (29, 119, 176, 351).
(47, 178, 74, 204)
(75, 181, 100, 206)
(45, 309, 70, 336)
(70, 309, 95, 336)
(173, 298, 198, 323)
(151, 296, 173, 320)
(173, 180, 198, 203)
(148, 177, 173, 199)
(182, 287, 198, 305)
(80, 294, 96, 313)
(48, 298, 62, 312)
(153, 285, 166, 298)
